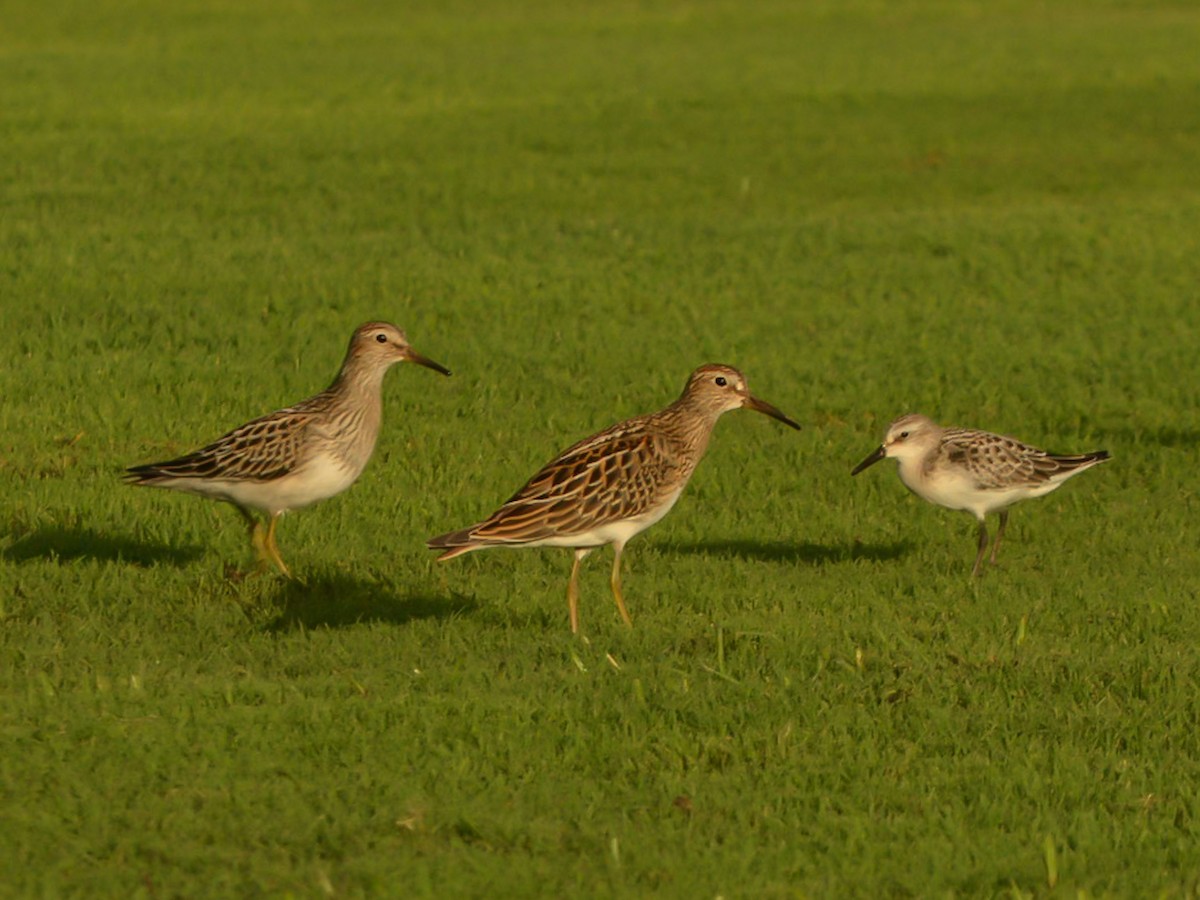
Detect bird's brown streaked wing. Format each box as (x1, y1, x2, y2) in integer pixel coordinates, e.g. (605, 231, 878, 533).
(467, 425, 681, 544)
(128, 406, 321, 482)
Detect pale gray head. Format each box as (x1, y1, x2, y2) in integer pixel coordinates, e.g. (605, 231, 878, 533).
(678, 364, 801, 429)
(851, 413, 941, 475)
(344, 321, 451, 377)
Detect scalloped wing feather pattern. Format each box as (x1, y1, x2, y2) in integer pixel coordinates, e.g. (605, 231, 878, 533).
(941, 429, 1106, 491)
(468, 417, 685, 545)
(126, 394, 332, 484)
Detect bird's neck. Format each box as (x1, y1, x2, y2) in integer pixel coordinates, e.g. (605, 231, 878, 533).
(661, 395, 724, 460)
(331, 353, 389, 399)
(328, 356, 388, 431)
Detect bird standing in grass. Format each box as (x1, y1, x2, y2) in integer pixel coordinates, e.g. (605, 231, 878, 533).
(126, 321, 450, 577)
(428, 364, 801, 633)
(851, 413, 1109, 576)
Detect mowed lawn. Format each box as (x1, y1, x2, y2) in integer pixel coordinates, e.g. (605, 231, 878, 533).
(3, 0, 1200, 895)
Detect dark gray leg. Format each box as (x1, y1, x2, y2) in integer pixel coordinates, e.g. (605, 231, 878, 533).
(989, 511, 1009, 566)
(971, 519, 989, 577)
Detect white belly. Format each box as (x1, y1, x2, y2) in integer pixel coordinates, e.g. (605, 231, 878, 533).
(900, 463, 1057, 519)
(172, 453, 362, 516)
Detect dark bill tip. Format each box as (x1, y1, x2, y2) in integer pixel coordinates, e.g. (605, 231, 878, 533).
(850, 445, 886, 476)
(407, 350, 452, 376)
(744, 395, 802, 431)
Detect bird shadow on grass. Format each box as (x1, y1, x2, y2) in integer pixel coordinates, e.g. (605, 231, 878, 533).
(261, 571, 477, 632)
(1, 525, 203, 567)
(657, 538, 912, 566)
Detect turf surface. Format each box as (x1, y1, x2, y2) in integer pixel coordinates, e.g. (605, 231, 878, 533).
(3, 0, 1200, 895)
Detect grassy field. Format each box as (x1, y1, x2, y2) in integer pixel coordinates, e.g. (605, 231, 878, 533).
(3, 0, 1200, 895)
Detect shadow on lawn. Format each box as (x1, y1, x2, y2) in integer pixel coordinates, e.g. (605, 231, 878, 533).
(657, 538, 911, 566)
(1, 525, 203, 567)
(264, 572, 477, 631)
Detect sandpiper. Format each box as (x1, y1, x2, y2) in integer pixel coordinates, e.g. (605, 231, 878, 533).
(428, 364, 801, 633)
(851, 413, 1109, 576)
(126, 322, 450, 577)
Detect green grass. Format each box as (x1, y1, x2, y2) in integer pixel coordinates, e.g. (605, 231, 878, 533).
(3, 0, 1200, 895)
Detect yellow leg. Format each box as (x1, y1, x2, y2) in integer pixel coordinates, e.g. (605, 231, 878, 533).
(262, 513, 293, 579)
(236, 505, 271, 572)
(610, 543, 633, 628)
(568, 550, 586, 634)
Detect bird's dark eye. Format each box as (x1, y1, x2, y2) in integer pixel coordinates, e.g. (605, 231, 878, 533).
(715, 376, 728, 387)
(375, 333, 388, 343)
(899, 431, 909, 439)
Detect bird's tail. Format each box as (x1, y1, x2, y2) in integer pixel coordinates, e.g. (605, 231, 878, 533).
(1050, 449, 1110, 468)
(426, 527, 481, 561)
(1046, 449, 1110, 483)
(124, 463, 170, 485)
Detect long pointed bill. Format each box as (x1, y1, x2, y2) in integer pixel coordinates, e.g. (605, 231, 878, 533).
(850, 445, 887, 476)
(743, 394, 802, 430)
(405, 348, 452, 376)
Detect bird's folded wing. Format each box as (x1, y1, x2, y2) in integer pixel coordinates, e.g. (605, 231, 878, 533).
(470, 426, 678, 543)
(950, 433, 1055, 490)
(141, 408, 317, 482)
